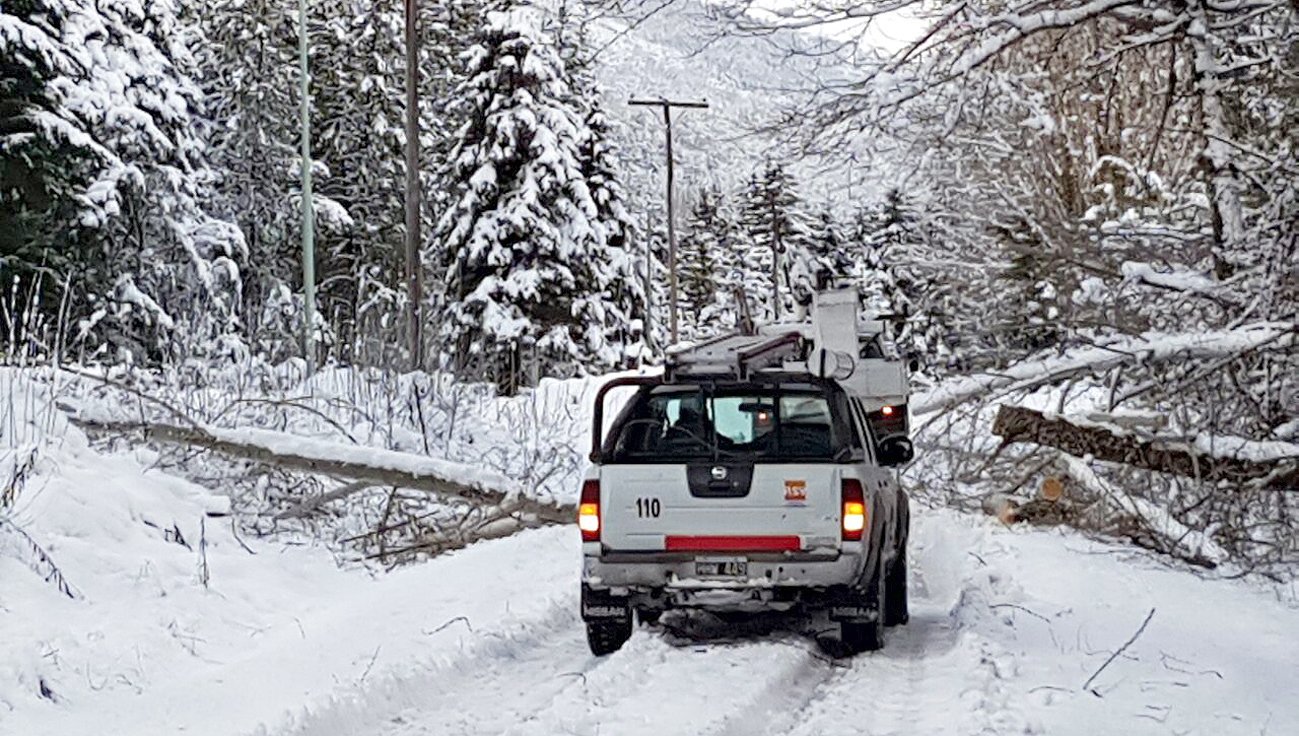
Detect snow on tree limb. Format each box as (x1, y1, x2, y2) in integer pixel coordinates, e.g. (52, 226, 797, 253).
(914, 324, 1296, 415)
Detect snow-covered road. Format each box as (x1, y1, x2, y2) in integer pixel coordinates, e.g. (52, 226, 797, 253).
(363, 537, 1019, 736)
(273, 511, 1297, 736)
(286, 512, 1015, 736)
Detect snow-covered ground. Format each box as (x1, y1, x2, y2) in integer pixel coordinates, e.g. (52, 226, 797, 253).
(4, 367, 1299, 735)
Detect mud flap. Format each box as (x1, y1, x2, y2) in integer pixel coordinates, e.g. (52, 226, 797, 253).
(828, 603, 880, 623)
(826, 587, 880, 623)
(581, 586, 631, 622)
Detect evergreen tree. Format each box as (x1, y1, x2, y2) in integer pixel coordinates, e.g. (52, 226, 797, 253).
(995, 217, 1064, 355)
(198, 0, 497, 365)
(807, 205, 853, 284)
(197, 0, 302, 359)
(677, 186, 742, 338)
(1, 0, 94, 290)
(2, 0, 244, 362)
(853, 188, 959, 374)
(435, 15, 634, 393)
(737, 162, 815, 320)
(548, 0, 644, 360)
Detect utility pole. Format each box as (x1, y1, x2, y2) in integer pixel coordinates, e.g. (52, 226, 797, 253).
(629, 98, 708, 347)
(639, 229, 654, 359)
(768, 185, 782, 321)
(298, 0, 316, 373)
(404, 0, 423, 369)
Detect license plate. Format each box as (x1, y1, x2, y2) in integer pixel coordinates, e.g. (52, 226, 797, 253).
(695, 557, 748, 577)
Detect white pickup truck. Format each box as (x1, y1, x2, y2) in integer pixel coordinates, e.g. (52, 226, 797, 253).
(578, 290, 914, 655)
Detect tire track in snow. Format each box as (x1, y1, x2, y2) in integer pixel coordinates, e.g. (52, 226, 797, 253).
(778, 524, 1034, 736)
(381, 626, 606, 736)
(299, 512, 1030, 736)
(704, 641, 848, 736)
(278, 598, 591, 736)
(371, 621, 840, 736)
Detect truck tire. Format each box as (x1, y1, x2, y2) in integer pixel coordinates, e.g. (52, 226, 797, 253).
(586, 618, 632, 656)
(842, 535, 887, 654)
(883, 547, 909, 627)
(884, 498, 910, 627)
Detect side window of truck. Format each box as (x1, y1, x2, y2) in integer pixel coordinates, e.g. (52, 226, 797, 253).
(850, 399, 878, 465)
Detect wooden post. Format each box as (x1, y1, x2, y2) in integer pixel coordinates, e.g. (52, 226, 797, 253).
(629, 98, 709, 347)
(404, 0, 423, 369)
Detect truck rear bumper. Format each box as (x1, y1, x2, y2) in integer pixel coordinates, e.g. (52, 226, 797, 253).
(582, 549, 864, 595)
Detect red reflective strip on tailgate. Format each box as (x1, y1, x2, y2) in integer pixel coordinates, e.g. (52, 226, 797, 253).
(664, 535, 802, 552)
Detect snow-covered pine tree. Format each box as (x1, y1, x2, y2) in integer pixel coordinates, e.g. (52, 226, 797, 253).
(92, 0, 245, 362)
(676, 185, 744, 339)
(548, 0, 646, 364)
(677, 187, 718, 336)
(198, 0, 499, 365)
(807, 205, 853, 284)
(435, 14, 633, 393)
(197, 0, 303, 360)
(1, 0, 93, 299)
(3, 0, 244, 363)
(308, 0, 409, 364)
(737, 162, 815, 320)
(853, 188, 961, 374)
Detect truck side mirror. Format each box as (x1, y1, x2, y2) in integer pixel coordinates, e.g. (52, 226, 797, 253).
(877, 435, 914, 467)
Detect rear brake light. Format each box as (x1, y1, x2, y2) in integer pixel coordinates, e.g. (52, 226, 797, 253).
(841, 478, 866, 541)
(881, 405, 895, 416)
(579, 479, 600, 542)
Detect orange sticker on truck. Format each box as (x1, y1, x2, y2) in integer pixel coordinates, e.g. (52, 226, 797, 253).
(784, 480, 807, 503)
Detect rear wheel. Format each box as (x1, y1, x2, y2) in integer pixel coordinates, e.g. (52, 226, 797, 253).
(839, 536, 888, 655)
(884, 548, 910, 627)
(636, 608, 662, 626)
(586, 617, 632, 656)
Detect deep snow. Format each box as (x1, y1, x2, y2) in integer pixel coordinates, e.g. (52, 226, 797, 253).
(4, 367, 1299, 736)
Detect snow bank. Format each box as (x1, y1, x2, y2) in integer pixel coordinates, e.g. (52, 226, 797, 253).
(0, 368, 581, 735)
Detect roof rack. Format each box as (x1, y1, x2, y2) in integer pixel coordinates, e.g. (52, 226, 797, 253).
(664, 330, 806, 382)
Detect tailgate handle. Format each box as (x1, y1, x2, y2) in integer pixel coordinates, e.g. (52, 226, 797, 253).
(688, 464, 753, 498)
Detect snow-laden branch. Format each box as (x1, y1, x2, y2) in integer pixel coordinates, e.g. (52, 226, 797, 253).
(913, 323, 1295, 415)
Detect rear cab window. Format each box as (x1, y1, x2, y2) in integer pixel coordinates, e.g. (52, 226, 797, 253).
(605, 383, 858, 463)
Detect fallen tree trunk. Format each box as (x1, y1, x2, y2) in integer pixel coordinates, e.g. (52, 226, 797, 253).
(991, 405, 1299, 490)
(362, 515, 545, 561)
(69, 417, 576, 524)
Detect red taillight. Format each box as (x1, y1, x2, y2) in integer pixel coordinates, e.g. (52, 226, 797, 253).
(578, 479, 600, 542)
(841, 478, 866, 542)
(880, 405, 895, 416)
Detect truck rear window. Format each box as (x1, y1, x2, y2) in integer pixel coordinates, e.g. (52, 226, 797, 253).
(607, 385, 847, 463)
